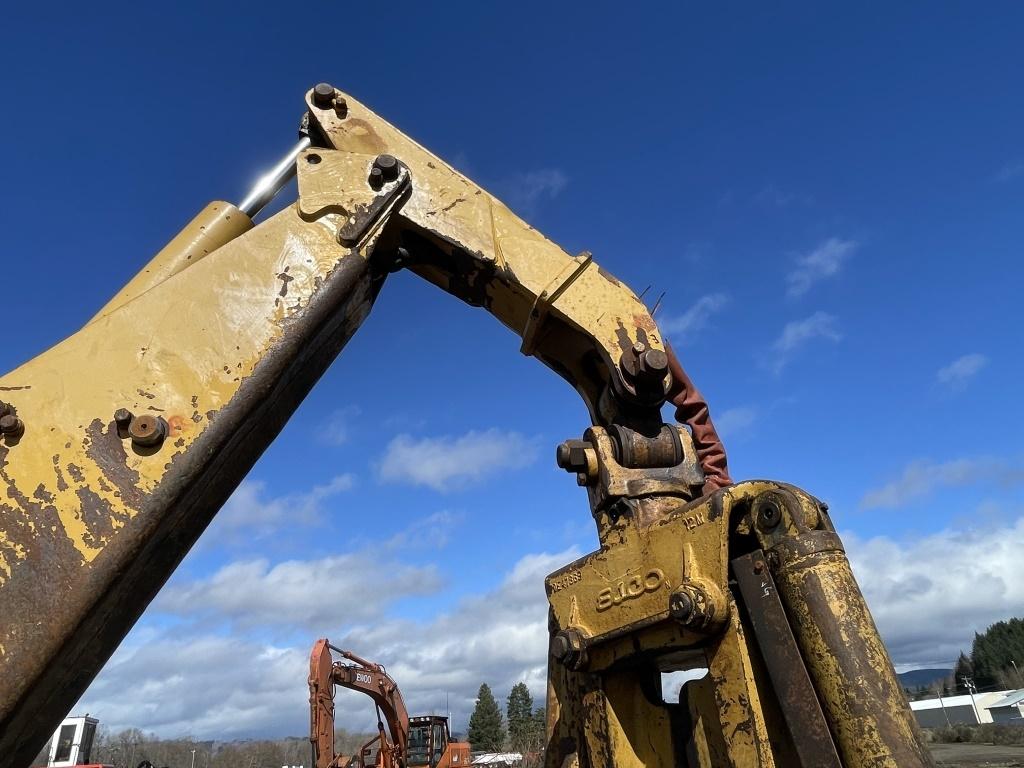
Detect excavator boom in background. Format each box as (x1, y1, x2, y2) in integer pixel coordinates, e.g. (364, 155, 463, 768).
(0, 82, 936, 767)
(309, 640, 470, 768)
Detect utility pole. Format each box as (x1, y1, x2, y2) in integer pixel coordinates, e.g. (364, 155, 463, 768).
(936, 689, 951, 727)
(961, 677, 982, 723)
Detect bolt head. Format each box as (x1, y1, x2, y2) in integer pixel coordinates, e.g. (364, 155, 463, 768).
(556, 442, 572, 469)
(552, 629, 588, 669)
(619, 342, 665, 381)
(0, 414, 24, 437)
(373, 154, 399, 182)
(333, 97, 348, 116)
(566, 444, 587, 470)
(368, 166, 384, 189)
(128, 414, 166, 447)
(556, 440, 592, 473)
(639, 348, 669, 376)
(387, 247, 412, 274)
(758, 502, 781, 530)
(114, 408, 133, 428)
(668, 590, 694, 623)
(312, 83, 336, 108)
(551, 634, 570, 660)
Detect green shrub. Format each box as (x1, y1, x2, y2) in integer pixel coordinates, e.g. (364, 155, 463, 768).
(924, 723, 1024, 745)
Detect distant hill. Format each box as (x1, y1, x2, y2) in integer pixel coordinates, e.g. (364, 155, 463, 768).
(898, 668, 952, 690)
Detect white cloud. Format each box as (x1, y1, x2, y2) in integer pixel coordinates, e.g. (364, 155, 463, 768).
(786, 238, 857, 298)
(378, 429, 539, 492)
(331, 548, 579, 729)
(768, 312, 841, 374)
(318, 405, 362, 445)
(77, 635, 309, 739)
(848, 515, 1024, 667)
(860, 456, 1024, 510)
(77, 547, 581, 740)
(936, 353, 988, 391)
(207, 475, 354, 543)
(76, 512, 1024, 740)
(658, 293, 729, 343)
(501, 169, 568, 215)
(156, 552, 443, 630)
(385, 510, 458, 550)
(713, 406, 757, 439)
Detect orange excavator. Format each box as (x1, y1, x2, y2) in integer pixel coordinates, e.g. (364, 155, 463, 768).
(309, 640, 471, 768)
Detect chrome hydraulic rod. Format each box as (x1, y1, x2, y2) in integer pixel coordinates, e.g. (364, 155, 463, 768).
(238, 136, 312, 217)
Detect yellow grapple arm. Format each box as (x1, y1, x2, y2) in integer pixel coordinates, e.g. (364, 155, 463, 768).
(0, 85, 933, 768)
(0, 85, 675, 763)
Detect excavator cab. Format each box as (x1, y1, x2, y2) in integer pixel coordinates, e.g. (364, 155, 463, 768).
(407, 716, 468, 768)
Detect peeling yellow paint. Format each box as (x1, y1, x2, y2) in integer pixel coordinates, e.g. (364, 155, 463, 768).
(0, 203, 358, 584)
(0, 532, 26, 581)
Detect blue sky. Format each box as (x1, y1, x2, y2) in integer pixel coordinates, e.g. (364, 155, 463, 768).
(3, 1, 1023, 741)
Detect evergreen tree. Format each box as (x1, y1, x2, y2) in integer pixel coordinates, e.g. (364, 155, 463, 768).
(954, 651, 974, 694)
(468, 683, 506, 752)
(971, 618, 1024, 687)
(506, 682, 534, 753)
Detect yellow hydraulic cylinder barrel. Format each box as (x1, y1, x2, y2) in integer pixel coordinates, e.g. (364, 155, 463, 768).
(90, 201, 252, 322)
(772, 541, 935, 767)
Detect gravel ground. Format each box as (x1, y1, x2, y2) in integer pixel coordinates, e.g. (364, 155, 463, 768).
(930, 742, 1024, 766)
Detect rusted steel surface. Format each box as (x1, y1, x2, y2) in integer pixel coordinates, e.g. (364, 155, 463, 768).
(330, 647, 410, 765)
(0, 85, 707, 765)
(0, 83, 930, 768)
(309, 639, 337, 768)
(732, 550, 842, 768)
(0, 207, 389, 768)
(310, 640, 469, 768)
(309, 88, 691, 430)
(544, 479, 934, 766)
(544, 482, 779, 767)
(752, 487, 937, 768)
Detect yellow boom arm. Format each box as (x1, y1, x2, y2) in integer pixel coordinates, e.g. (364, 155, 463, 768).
(0, 85, 933, 768)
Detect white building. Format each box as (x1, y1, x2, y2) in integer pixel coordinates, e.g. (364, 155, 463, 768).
(909, 691, 1011, 728)
(986, 689, 1024, 724)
